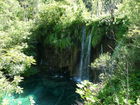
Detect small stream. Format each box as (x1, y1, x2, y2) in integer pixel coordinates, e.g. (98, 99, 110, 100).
(6, 74, 81, 105)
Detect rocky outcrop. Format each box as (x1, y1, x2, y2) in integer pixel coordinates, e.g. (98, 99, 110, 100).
(41, 46, 79, 76)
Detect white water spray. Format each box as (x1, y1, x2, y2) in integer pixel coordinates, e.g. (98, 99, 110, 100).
(75, 25, 92, 82)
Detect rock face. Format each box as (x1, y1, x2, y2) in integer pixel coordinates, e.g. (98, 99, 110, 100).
(42, 46, 79, 76)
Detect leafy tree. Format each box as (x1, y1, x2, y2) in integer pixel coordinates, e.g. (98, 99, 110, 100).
(76, 0, 140, 105)
(0, 0, 35, 103)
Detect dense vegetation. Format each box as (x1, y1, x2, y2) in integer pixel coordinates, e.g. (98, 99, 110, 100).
(0, 0, 139, 105)
(0, 0, 36, 104)
(76, 0, 140, 105)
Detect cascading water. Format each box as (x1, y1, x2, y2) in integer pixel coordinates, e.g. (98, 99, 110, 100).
(76, 25, 92, 82)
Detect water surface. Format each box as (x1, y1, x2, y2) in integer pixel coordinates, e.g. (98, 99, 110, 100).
(7, 74, 80, 105)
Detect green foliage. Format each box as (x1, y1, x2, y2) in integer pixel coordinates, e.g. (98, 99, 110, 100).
(91, 53, 111, 70)
(0, 0, 139, 105)
(89, 19, 106, 47)
(32, 0, 128, 50)
(76, 80, 103, 105)
(0, 48, 35, 76)
(0, 0, 36, 103)
(77, 37, 140, 104)
(96, 33, 140, 104)
(32, 0, 91, 49)
(90, 16, 128, 47)
(0, 71, 23, 102)
(0, 0, 36, 74)
(76, 0, 140, 105)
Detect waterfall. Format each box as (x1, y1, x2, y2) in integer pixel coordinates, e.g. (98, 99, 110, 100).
(76, 25, 92, 82)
